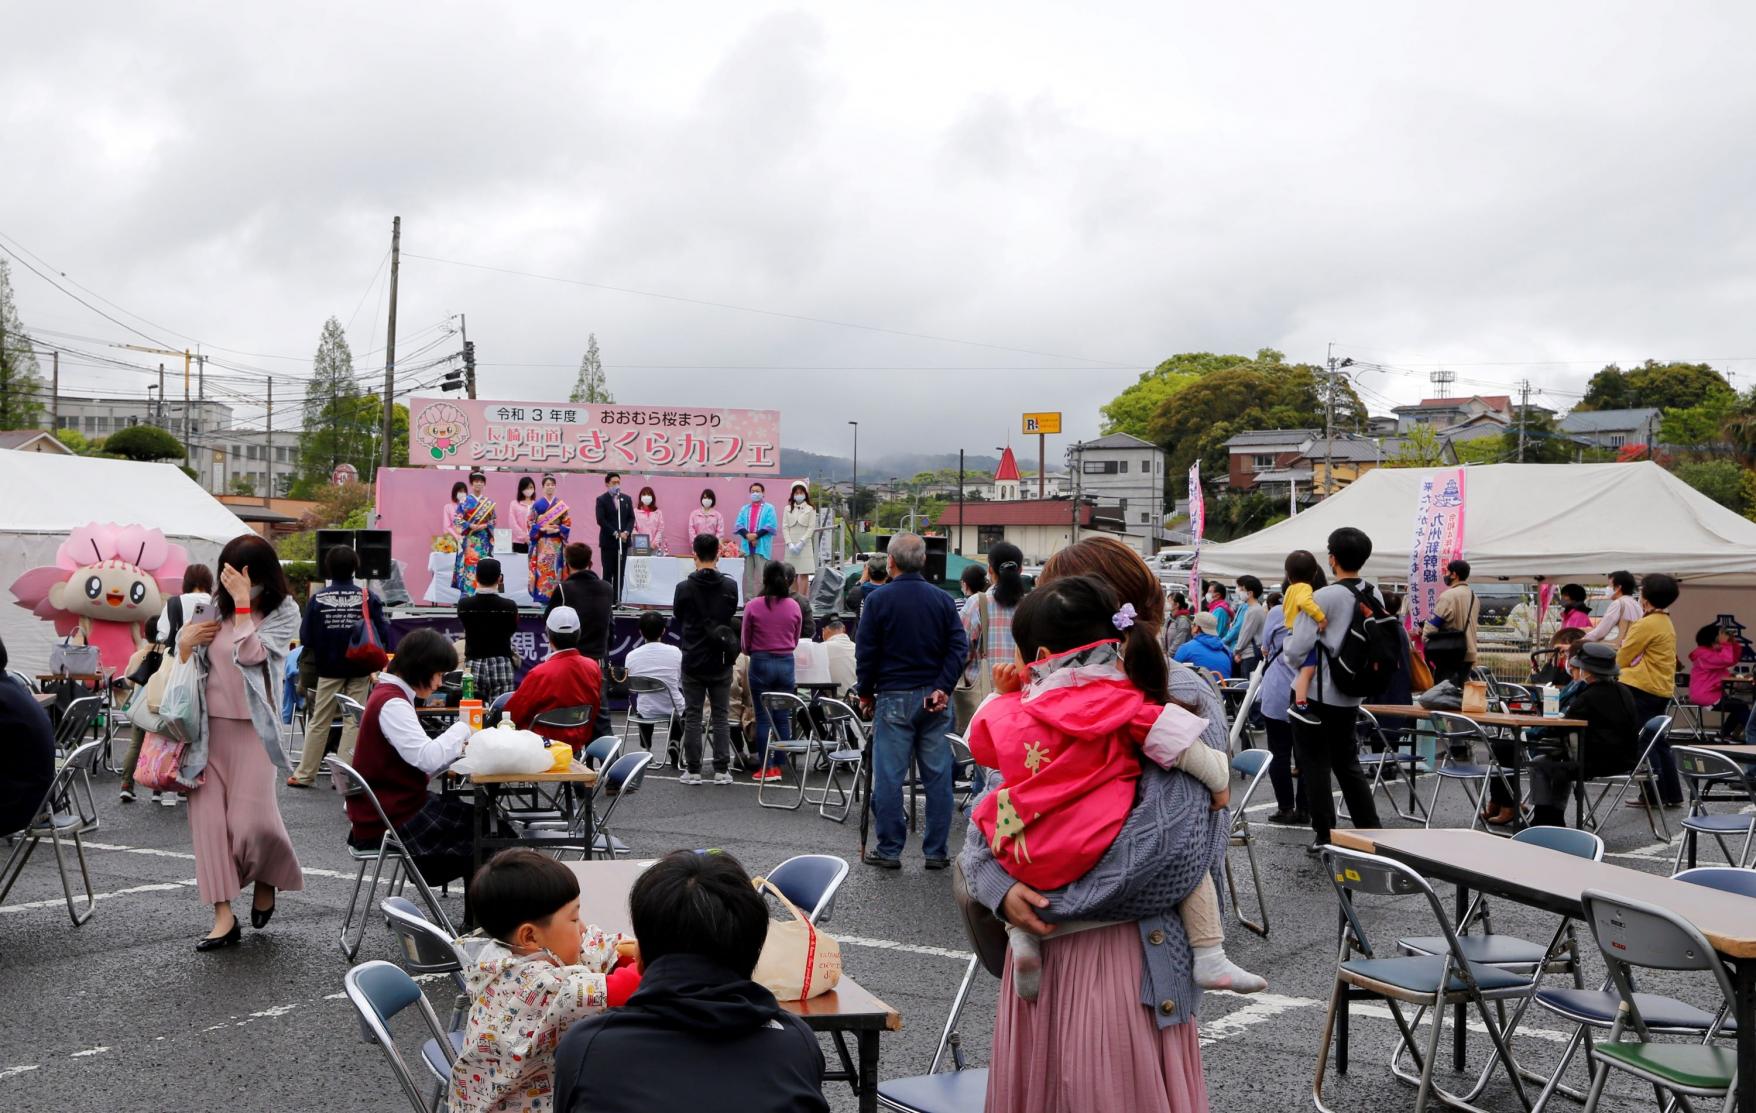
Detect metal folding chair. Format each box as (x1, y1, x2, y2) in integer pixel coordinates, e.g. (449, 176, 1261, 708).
(756, 691, 823, 810)
(1577, 889, 1738, 1113)
(1670, 745, 1756, 872)
(326, 756, 457, 961)
(1354, 707, 1431, 824)
(1581, 714, 1674, 842)
(343, 960, 458, 1113)
(591, 751, 653, 857)
(945, 733, 980, 814)
(1313, 845, 1535, 1113)
(763, 854, 850, 925)
(381, 895, 479, 1034)
(621, 675, 681, 768)
(0, 739, 104, 926)
(1424, 712, 1522, 832)
(52, 695, 104, 757)
(1224, 748, 1273, 937)
(814, 698, 868, 822)
(875, 954, 989, 1113)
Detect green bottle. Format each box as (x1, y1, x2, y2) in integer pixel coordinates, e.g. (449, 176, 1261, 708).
(460, 668, 474, 702)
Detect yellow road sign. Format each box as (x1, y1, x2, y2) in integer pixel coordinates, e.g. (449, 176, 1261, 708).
(1022, 412, 1062, 435)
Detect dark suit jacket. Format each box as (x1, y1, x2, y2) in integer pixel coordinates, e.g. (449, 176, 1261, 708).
(595, 490, 635, 551)
(545, 570, 615, 660)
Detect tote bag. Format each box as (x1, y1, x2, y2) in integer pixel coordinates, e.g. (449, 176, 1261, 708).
(133, 732, 202, 793)
(750, 877, 842, 1001)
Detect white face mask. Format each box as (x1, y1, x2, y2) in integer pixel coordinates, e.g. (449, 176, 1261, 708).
(793, 493, 806, 504)
(640, 495, 653, 506)
(750, 491, 764, 503)
(701, 498, 714, 509)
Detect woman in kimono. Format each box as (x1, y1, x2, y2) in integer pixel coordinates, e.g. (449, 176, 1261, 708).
(528, 474, 571, 606)
(452, 470, 497, 598)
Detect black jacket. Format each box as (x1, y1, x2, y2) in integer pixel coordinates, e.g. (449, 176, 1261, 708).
(1573, 680, 1641, 779)
(456, 590, 520, 660)
(299, 580, 390, 679)
(553, 954, 827, 1113)
(545, 570, 614, 660)
(596, 489, 636, 551)
(0, 675, 56, 837)
(672, 566, 739, 678)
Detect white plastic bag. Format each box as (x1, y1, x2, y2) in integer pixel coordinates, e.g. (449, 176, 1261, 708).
(450, 721, 555, 776)
(157, 656, 205, 743)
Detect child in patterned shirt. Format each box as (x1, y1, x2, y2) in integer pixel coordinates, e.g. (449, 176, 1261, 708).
(451, 850, 641, 1113)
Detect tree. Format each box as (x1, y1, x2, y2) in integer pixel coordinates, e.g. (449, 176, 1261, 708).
(1144, 350, 1364, 495)
(1100, 352, 1246, 439)
(228, 474, 257, 496)
(1660, 394, 1736, 454)
(0, 258, 44, 430)
(103, 424, 185, 461)
(1676, 460, 1747, 513)
(1204, 491, 1287, 541)
(1577, 360, 1733, 412)
(292, 317, 365, 496)
(569, 333, 613, 403)
(1386, 424, 1449, 467)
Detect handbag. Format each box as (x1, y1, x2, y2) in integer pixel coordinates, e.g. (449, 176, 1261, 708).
(952, 859, 1009, 979)
(126, 643, 164, 686)
(344, 590, 389, 672)
(750, 877, 842, 1001)
(51, 635, 101, 677)
(953, 594, 996, 732)
(134, 731, 201, 793)
(1408, 642, 1435, 692)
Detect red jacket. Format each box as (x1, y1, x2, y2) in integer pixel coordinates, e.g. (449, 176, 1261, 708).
(507, 649, 603, 751)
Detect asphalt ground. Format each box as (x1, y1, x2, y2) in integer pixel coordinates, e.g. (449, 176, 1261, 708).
(0, 718, 1730, 1113)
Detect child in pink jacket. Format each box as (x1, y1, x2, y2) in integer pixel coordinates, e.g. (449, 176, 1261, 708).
(1689, 622, 1749, 739)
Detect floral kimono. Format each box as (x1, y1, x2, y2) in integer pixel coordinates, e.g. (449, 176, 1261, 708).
(452, 495, 497, 597)
(527, 497, 571, 606)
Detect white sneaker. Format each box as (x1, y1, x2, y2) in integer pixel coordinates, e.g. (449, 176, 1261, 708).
(118, 788, 136, 803)
(713, 772, 734, 785)
(678, 772, 702, 785)
(160, 792, 180, 806)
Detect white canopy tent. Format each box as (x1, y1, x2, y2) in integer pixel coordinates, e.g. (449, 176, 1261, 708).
(1197, 462, 1756, 586)
(1, 452, 252, 674)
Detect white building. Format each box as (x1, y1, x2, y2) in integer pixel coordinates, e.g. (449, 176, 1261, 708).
(981, 446, 1068, 500)
(40, 395, 298, 494)
(1068, 432, 1167, 556)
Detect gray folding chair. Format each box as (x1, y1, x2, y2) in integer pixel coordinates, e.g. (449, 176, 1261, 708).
(1224, 748, 1273, 937)
(326, 756, 456, 961)
(52, 695, 104, 757)
(0, 739, 104, 926)
(1670, 745, 1756, 873)
(814, 698, 868, 822)
(1355, 706, 1432, 824)
(1582, 714, 1674, 842)
(343, 960, 458, 1113)
(381, 895, 479, 1035)
(591, 751, 653, 857)
(621, 675, 681, 768)
(1423, 712, 1522, 832)
(756, 691, 823, 810)
(876, 955, 989, 1113)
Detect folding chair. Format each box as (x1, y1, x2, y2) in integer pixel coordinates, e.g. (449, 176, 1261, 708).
(343, 960, 458, 1113)
(514, 704, 595, 820)
(1668, 696, 1713, 745)
(756, 691, 823, 810)
(484, 690, 515, 727)
(336, 693, 367, 724)
(1354, 707, 1431, 824)
(1670, 745, 1756, 872)
(6, 668, 37, 692)
(591, 751, 653, 857)
(1424, 712, 1522, 833)
(326, 756, 457, 961)
(763, 854, 850, 925)
(876, 954, 989, 1113)
(1224, 748, 1273, 937)
(814, 698, 867, 822)
(381, 895, 478, 1034)
(1577, 889, 1739, 1113)
(0, 739, 104, 926)
(945, 733, 980, 814)
(1313, 845, 1534, 1113)
(1582, 714, 1674, 842)
(52, 695, 104, 757)
(621, 675, 681, 768)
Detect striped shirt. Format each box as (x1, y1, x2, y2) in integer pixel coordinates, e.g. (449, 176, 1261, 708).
(960, 590, 1017, 686)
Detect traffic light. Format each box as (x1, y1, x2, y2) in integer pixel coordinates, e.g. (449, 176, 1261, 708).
(440, 364, 466, 392)
(463, 341, 477, 399)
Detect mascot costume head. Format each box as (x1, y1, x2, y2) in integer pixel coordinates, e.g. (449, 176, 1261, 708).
(10, 523, 191, 674)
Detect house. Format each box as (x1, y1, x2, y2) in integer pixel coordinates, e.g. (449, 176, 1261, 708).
(989, 446, 1023, 501)
(1225, 429, 1319, 490)
(0, 429, 74, 455)
(37, 394, 300, 494)
(935, 500, 1126, 565)
(1559, 407, 1662, 451)
(1390, 395, 1513, 434)
(1067, 432, 1168, 556)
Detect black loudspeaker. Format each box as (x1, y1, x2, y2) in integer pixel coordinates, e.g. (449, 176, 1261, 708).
(923, 535, 948, 586)
(316, 529, 393, 580)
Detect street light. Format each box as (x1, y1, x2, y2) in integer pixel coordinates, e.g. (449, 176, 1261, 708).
(847, 420, 859, 546)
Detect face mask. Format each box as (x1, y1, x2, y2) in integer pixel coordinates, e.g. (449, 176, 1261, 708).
(750, 491, 764, 503)
(701, 498, 714, 509)
(609, 483, 620, 492)
(793, 493, 806, 504)
(640, 495, 653, 506)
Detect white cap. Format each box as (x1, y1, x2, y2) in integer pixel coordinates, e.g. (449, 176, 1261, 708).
(546, 606, 581, 636)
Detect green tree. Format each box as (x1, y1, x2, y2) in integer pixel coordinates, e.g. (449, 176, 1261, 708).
(1676, 459, 1747, 512)
(1204, 491, 1287, 542)
(1578, 360, 1733, 412)
(569, 333, 613, 403)
(103, 424, 185, 461)
(228, 474, 257, 496)
(292, 317, 365, 495)
(1386, 424, 1449, 467)
(1145, 350, 1363, 495)
(1660, 393, 1736, 454)
(0, 258, 44, 430)
(1100, 352, 1245, 439)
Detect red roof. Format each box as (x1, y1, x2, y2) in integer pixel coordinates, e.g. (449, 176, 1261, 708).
(993, 446, 1021, 482)
(937, 500, 1092, 527)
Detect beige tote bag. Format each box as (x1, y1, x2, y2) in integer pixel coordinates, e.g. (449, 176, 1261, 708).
(750, 876, 843, 1001)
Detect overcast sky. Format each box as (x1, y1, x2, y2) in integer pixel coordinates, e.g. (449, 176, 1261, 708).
(4, 3, 1754, 461)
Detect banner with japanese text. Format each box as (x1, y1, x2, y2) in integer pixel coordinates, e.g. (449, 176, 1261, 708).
(1406, 467, 1467, 631)
(1187, 462, 1204, 604)
(407, 397, 780, 474)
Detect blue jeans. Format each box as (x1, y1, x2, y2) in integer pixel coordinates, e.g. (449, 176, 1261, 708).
(749, 652, 795, 767)
(872, 687, 955, 860)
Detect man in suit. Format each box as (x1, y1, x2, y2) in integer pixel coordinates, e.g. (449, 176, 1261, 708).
(595, 471, 636, 603)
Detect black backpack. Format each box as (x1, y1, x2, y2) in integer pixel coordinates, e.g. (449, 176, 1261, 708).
(1319, 581, 1402, 698)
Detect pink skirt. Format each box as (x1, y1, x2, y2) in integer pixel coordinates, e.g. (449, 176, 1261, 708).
(187, 716, 304, 904)
(987, 921, 1209, 1113)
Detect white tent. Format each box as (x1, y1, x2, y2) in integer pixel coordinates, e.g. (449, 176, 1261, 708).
(1, 452, 252, 674)
(1197, 462, 1756, 586)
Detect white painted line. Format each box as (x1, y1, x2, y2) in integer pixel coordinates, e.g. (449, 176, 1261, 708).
(0, 880, 196, 915)
(68, 1047, 108, 1058)
(0, 1065, 40, 1081)
(834, 934, 975, 961)
(1199, 991, 1319, 1046)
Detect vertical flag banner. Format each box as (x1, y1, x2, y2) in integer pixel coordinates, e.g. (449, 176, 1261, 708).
(1187, 462, 1205, 604)
(1406, 467, 1467, 631)
(1536, 580, 1554, 642)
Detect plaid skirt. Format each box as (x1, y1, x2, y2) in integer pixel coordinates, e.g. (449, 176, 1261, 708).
(397, 793, 475, 860)
(467, 655, 517, 703)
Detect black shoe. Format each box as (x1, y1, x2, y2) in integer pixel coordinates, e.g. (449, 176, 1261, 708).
(1266, 810, 1301, 826)
(1292, 810, 1310, 825)
(196, 921, 242, 952)
(250, 901, 276, 929)
(924, 857, 951, 871)
(1305, 840, 1327, 857)
(862, 852, 901, 870)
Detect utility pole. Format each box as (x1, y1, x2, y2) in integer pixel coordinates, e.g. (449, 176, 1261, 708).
(1071, 442, 1083, 544)
(181, 349, 191, 469)
(157, 364, 165, 424)
(956, 449, 965, 556)
(50, 350, 58, 430)
(459, 314, 476, 399)
(380, 216, 401, 472)
(266, 377, 274, 498)
(1517, 378, 1531, 462)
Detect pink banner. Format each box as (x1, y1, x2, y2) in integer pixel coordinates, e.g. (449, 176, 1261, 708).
(1186, 462, 1204, 603)
(407, 397, 781, 474)
(1405, 467, 1467, 631)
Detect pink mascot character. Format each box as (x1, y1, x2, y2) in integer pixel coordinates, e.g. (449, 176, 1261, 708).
(10, 523, 191, 674)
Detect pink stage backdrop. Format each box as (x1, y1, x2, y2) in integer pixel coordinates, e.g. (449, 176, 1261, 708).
(376, 468, 802, 600)
(407, 396, 780, 474)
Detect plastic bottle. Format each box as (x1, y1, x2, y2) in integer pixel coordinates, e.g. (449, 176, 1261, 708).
(1542, 684, 1559, 718)
(460, 668, 475, 702)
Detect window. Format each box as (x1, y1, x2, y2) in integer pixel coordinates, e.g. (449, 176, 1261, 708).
(231, 444, 241, 459)
(1118, 498, 1128, 513)
(1139, 512, 1151, 524)
(1608, 434, 1625, 448)
(1082, 460, 1120, 474)
(977, 525, 1005, 552)
(93, 416, 110, 433)
(83, 416, 97, 432)
(1252, 453, 1274, 470)
(247, 445, 259, 461)
(1120, 459, 1129, 473)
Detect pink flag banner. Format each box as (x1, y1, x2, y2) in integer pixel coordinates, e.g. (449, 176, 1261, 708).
(1186, 462, 1205, 603)
(407, 397, 780, 475)
(1537, 580, 1554, 636)
(1406, 467, 1467, 631)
